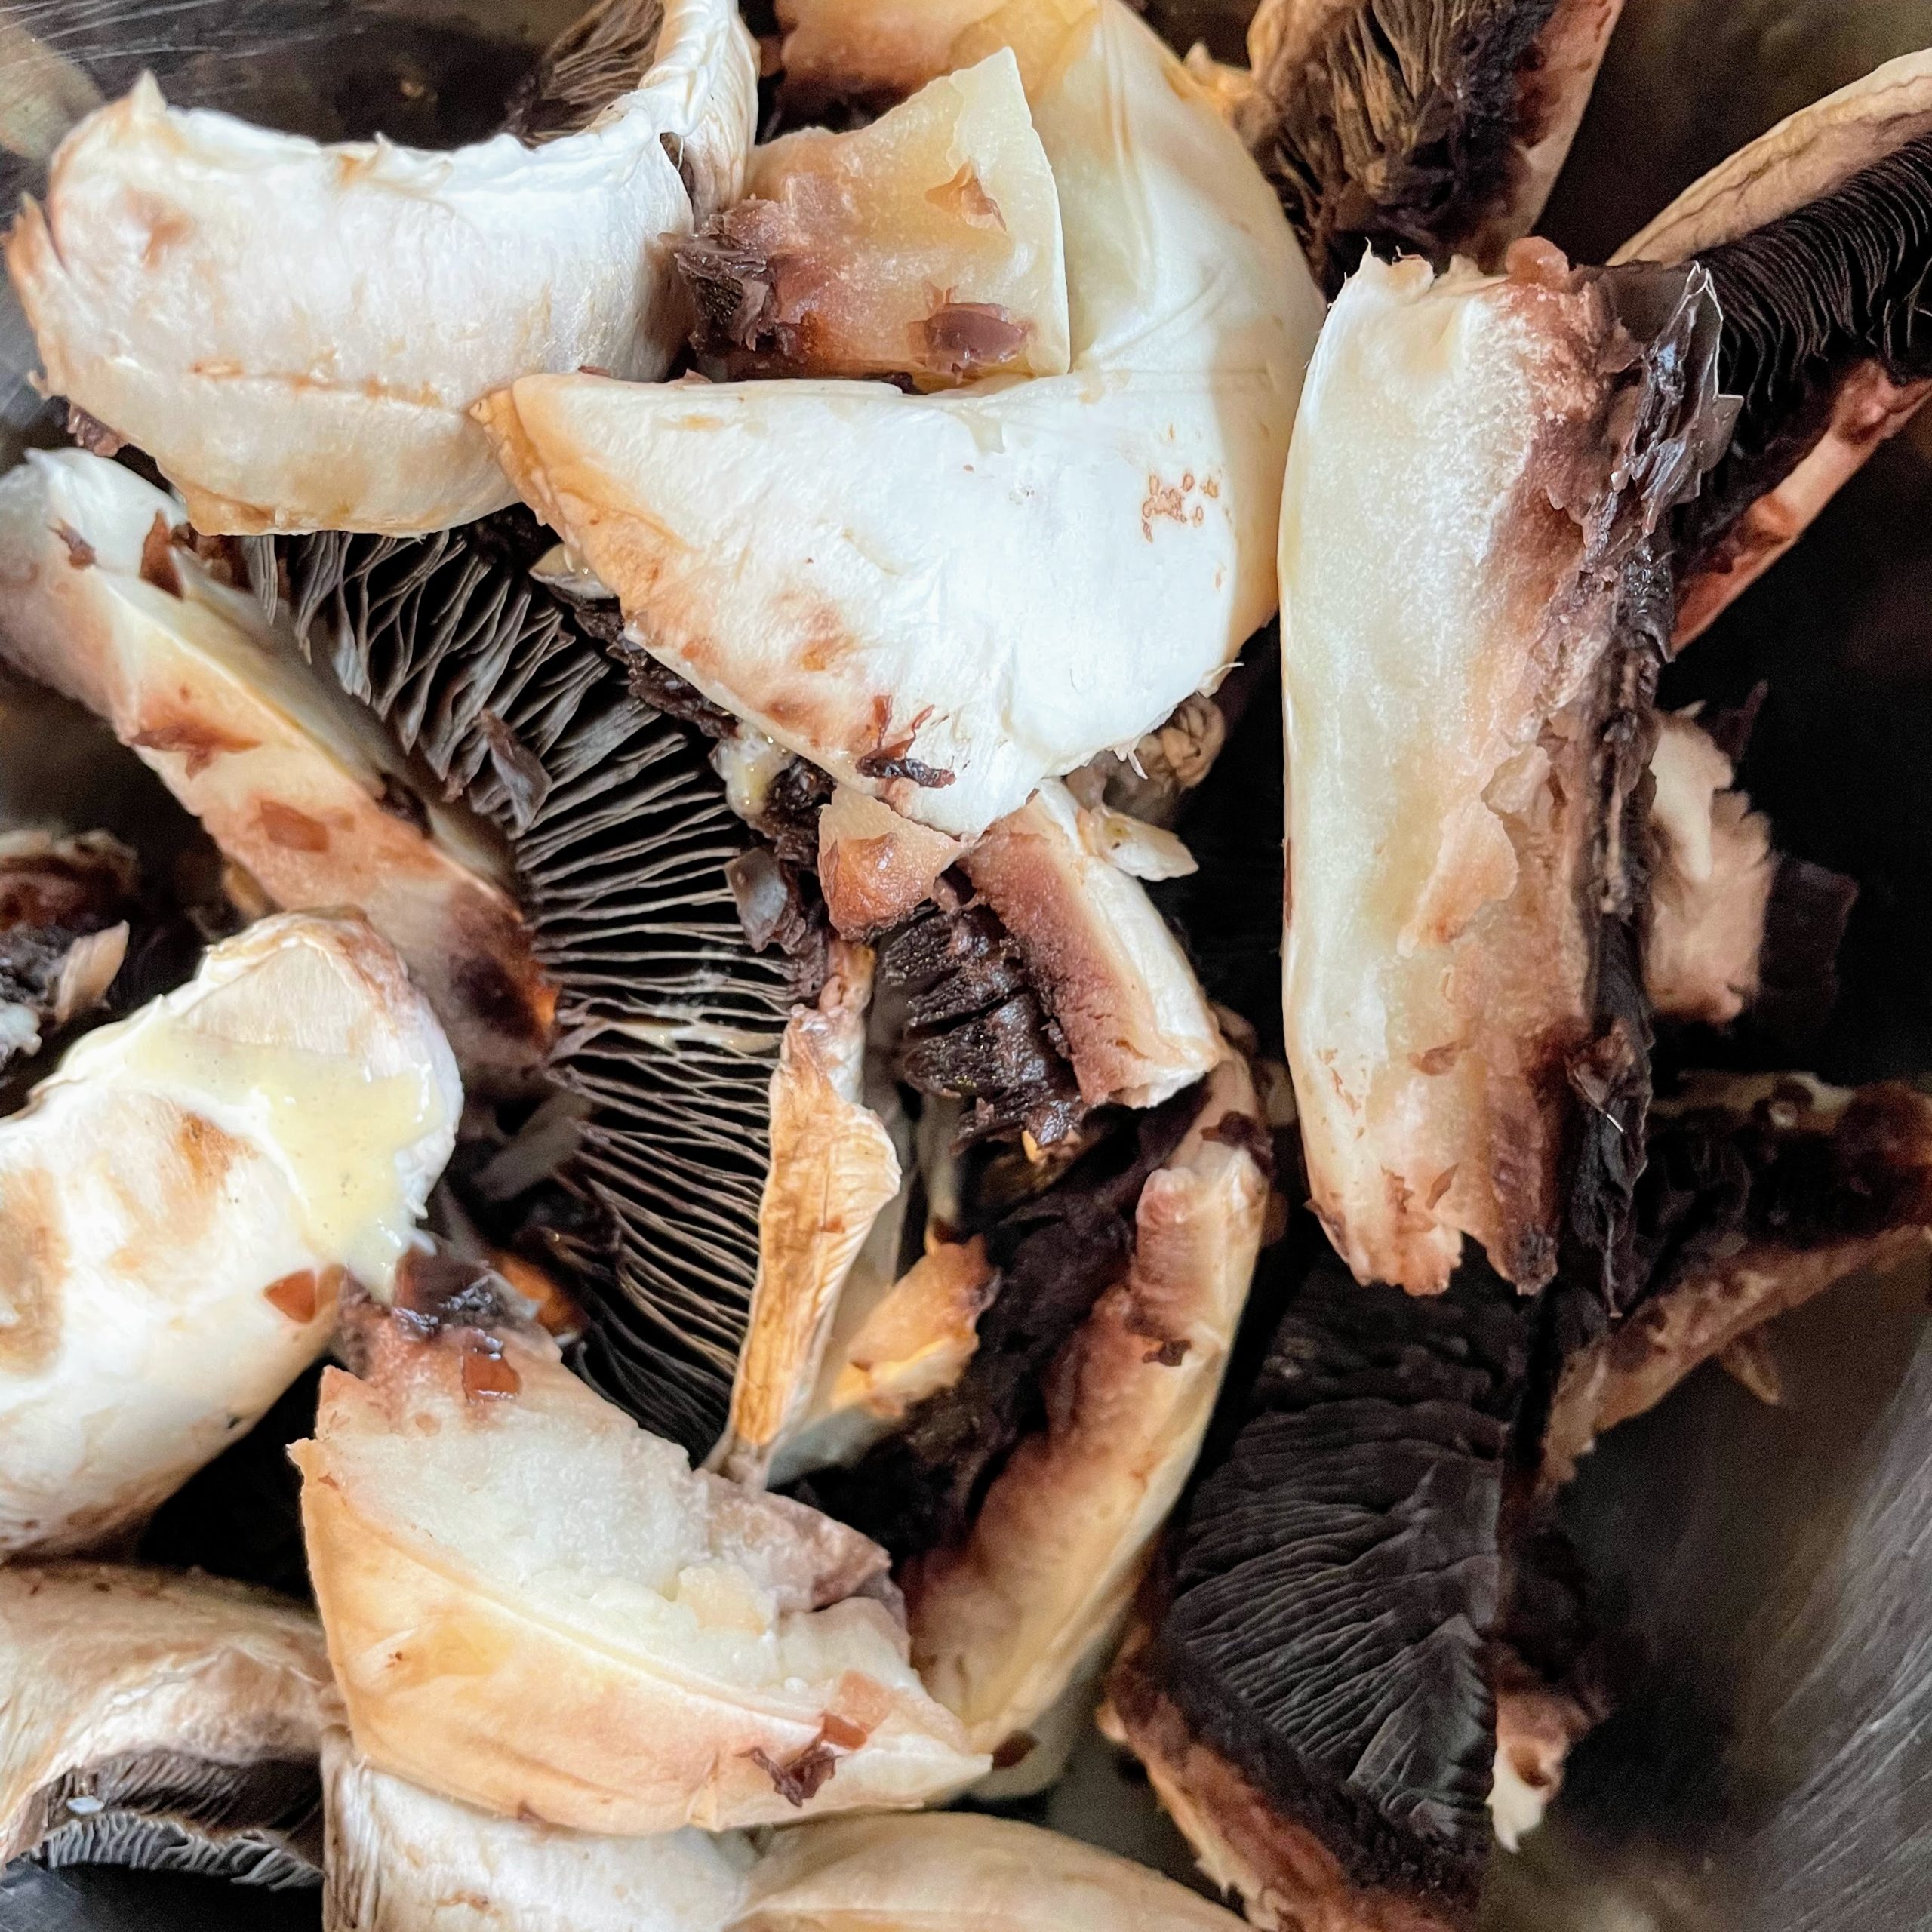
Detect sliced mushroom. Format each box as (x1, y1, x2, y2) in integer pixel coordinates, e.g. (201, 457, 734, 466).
(0, 912, 459, 1558)
(0, 450, 553, 1076)
(1612, 51, 1932, 641)
(323, 1728, 755, 1932)
(734, 1812, 1251, 1930)
(905, 1054, 1268, 1758)
(0, 1563, 330, 1887)
(1100, 1251, 1538, 1932)
(0, 829, 136, 1071)
(477, 0, 1324, 843)
(1279, 248, 1730, 1294)
(1233, 0, 1628, 294)
(678, 48, 1069, 386)
(1540, 1072, 1932, 1487)
(294, 1301, 987, 1833)
(3, 0, 758, 534)
(713, 943, 903, 1486)
(964, 780, 1220, 1109)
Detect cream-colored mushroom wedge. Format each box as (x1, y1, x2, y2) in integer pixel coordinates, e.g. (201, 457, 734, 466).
(1539, 1073, 1932, 1489)
(4, 0, 757, 534)
(1231, 0, 1627, 295)
(1609, 51, 1932, 645)
(0, 1564, 331, 1884)
(0, 913, 460, 1560)
(322, 1728, 755, 1932)
(711, 943, 903, 1488)
(1278, 246, 1732, 1296)
(678, 48, 1069, 386)
(478, 0, 1323, 845)
(0, 449, 553, 1075)
(902, 1052, 1266, 1763)
(295, 1301, 988, 1835)
(734, 1813, 1251, 1932)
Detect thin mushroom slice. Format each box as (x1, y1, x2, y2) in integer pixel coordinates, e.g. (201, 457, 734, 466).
(734, 1812, 1251, 1930)
(294, 1300, 988, 1833)
(478, 0, 1323, 843)
(3, 0, 758, 535)
(1540, 1073, 1932, 1487)
(903, 1053, 1269, 1761)
(1612, 51, 1932, 642)
(678, 47, 1070, 386)
(1233, 0, 1628, 295)
(322, 1728, 755, 1932)
(0, 912, 460, 1560)
(0, 451, 553, 1077)
(0, 1564, 330, 1887)
(1280, 248, 1732, 1295)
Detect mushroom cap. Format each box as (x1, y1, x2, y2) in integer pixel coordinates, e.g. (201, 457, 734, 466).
(0, 912, 458, 1558)
(4, 0, 758, 534)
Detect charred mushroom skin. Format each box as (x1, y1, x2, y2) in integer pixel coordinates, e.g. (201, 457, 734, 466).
(1280, 248, 1730, 1296)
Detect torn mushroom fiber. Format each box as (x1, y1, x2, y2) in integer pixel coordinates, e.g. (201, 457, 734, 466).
(1612, 51, 1932, 643)
(1280, 246, 1731, 1296)
(1234, 0, 1628, 294)
(0, 913, 459, 1559)
(0, 450, 553, 1078)
(477, 0, 1324, 844)
(295, 1300, 988, 1833)
(3, 0, 758, 534)
(0, 1564, 330, 1887)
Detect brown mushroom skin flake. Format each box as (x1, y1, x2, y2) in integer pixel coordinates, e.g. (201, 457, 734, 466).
(1279, 245, 1728, 1295)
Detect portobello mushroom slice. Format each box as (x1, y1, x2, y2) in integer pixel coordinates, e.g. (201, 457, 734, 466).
(0, 912, 459, 1559)
(0, 830, 137, 1072)
(1280, 248, 1731, 1294)
(2, 0, 758, 535)
(323, 1728, 755, 1932)
(1099, 1250, 1540, 1932)
(734, 1813, 1252, 1930)
(477, 0, 1324, 844)
(1234, 0, 1628, 294)
(1613, 51, 1932, 643)
(294, 1298, 988, 1833)
(0, 1563, 330, 1887)
(678, 47, 1070, 386)
(0, 450, 553, 1077)
(1540, 1072, 1932, 1486)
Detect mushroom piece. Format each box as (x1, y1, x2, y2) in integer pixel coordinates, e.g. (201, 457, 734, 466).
(0, 829, 137, 1072)
(734, 1813, 1252, 1930)
(0, 1563, 330, 1887)
(477, 0, 1324, 844)
(1233, 0, 1628, 294)
(1099, 1249, 1543, 1932)
(0, 912, 459, 1559)
(0, 450, 554, 1078)
(1613, 51, 1932, 642)
(322, 1729, 755, 1932)
(1540, 1072, 1932, 1487)
(1279, 246, 1731, 1296)
(294, 1300, 988, 1834)
(3, 0, 758, 535)
(678, 48, 1070, 386)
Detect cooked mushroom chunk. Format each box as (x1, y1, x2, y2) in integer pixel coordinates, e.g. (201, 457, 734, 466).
(1235, 0, 1628, 293)
(4, 0, 758, 534)
(478, 0, 1323, 843)
(323, 1730, 755, 1932)
(0, 1564, 330, 1887)
(1279, 248, 1727, 1294)
(678, 48, 1069, 386)
(0, 830, 137, 1070)
(0, 451, 552, 1075)
(295, 1303, 987, 1833)
(0, 913, 459, 1559)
